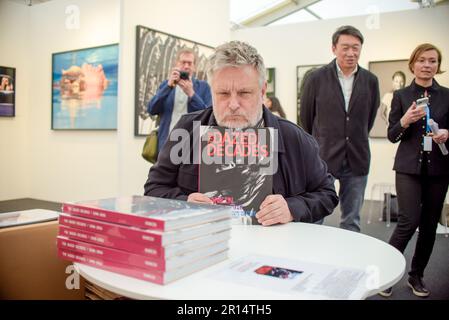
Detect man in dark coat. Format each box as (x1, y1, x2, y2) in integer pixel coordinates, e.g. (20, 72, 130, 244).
(300, 25, 380, 232)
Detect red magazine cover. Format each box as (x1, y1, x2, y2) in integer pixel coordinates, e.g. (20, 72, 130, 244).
(198, 126, 275, 224)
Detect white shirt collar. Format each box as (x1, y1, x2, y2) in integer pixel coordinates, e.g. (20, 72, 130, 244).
(336, 62, 358, 78)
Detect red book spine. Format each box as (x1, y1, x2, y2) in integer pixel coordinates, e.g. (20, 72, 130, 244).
(58, 214, 163, 246)
(58, 225, 164, 258)
(62, 203, 165, 231)
(58, 248, 165, 285)
(57, 236, 167, 271)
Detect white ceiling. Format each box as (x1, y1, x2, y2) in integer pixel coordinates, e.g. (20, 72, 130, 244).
(231, 0, 445, 27)
(8, 0, 52, 5)
(6, 0, 445, 28)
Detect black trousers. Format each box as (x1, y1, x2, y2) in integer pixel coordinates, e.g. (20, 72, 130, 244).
(389, 172, 449, 278)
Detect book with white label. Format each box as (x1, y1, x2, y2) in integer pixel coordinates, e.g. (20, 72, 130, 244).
(62, 195, 232, 231)
(57, 235, 229, 272)
(58, 224, 231, 259)
(59, 248, 228, 285)
(59, 213, 231, 246)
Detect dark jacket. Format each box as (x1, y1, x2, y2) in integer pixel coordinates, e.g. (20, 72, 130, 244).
(147, 78, 212, 152)
(144, 107, 338, 223)
(300, 59, 380, 176)
(388, 79, 449, 176)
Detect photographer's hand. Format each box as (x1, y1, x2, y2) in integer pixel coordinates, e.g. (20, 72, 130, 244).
(178, 79, 195, 98)
(168, 69, 180, 88)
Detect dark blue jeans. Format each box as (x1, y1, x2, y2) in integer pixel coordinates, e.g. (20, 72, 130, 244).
(335, 159, 368, 232)
(316, 159, 367, 232)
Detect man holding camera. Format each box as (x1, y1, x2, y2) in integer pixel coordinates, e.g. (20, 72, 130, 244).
(148, 47, 212, 152)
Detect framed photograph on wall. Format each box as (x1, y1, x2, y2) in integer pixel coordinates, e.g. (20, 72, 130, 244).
(369, 59, 414, 138)
(296, 64, 324, 126)
(266, 68, 275, 97)
(51, 43, 119, 130)
(135, 25, 214, 136)
(0, 66, 16, 117)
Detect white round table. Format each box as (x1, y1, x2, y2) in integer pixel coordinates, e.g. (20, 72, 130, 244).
(75, 223, 405, 300)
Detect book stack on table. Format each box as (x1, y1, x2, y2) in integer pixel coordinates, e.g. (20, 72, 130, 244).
(57, 195, 232, 285)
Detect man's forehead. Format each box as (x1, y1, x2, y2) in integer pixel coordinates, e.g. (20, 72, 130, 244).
(178, 52, 195, 61)
(336, 35, 361, 46)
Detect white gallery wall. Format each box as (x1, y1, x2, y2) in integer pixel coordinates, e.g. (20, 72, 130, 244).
(25, 0, 121, 203)
(0, 0, 229, 202)
(231, 4, 449, 199)
(0, 1, 31, 200)
(1, 1, 447, 203)
(117, 0, 230, 197)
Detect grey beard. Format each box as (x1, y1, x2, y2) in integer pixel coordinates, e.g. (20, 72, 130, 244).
(215, 108, 263, 129)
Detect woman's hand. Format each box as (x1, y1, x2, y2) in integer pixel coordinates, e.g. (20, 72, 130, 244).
(431, 129, 449, 144)
(400, 102, 427, 128)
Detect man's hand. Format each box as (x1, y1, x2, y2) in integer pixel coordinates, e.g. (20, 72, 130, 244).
(178, 79, 195, 97)
(187, 192, 214, 205)
(167, 69, 180, 87)
(256, 195, 293, 226)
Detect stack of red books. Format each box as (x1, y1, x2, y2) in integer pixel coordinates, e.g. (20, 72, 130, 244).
(57, 195, 232, 285)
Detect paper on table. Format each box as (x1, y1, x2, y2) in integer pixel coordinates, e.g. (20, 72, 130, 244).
(211, 254, 369, 300)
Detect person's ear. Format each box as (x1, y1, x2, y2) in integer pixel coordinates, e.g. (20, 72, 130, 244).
(261, 81, 267, 98)
(332, 45, 337, 55)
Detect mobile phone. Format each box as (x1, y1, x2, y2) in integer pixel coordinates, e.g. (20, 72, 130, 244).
(416, 97, 429, 108)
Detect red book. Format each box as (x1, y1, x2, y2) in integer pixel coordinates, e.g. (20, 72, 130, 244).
(59, 213, 230, 246)
(57, 236, 228, 272)
(62, 195, 232, 231)
(58, 225, 231, 259)
(58, 248, 228, 285)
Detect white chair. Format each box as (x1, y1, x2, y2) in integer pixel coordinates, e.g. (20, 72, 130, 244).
(441, 211, 448, 237)
(438, 193, 449, 237)
(367, 183, 396, 227)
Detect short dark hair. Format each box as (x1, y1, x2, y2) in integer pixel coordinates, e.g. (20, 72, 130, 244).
(332, 25, 364, 46)
(267, 96, 286, 118)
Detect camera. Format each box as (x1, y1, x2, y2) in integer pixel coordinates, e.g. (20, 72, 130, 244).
(179, 71, 189, 80)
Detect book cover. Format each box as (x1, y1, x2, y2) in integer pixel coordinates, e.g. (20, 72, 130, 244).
(198, 126, 275, 224)
(58, 248, 228, 285)
(58, 213, 231, 246)
(62, 195, 232, 231)
(58, 225, 231, 259)
(57, 236, 229, 272)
